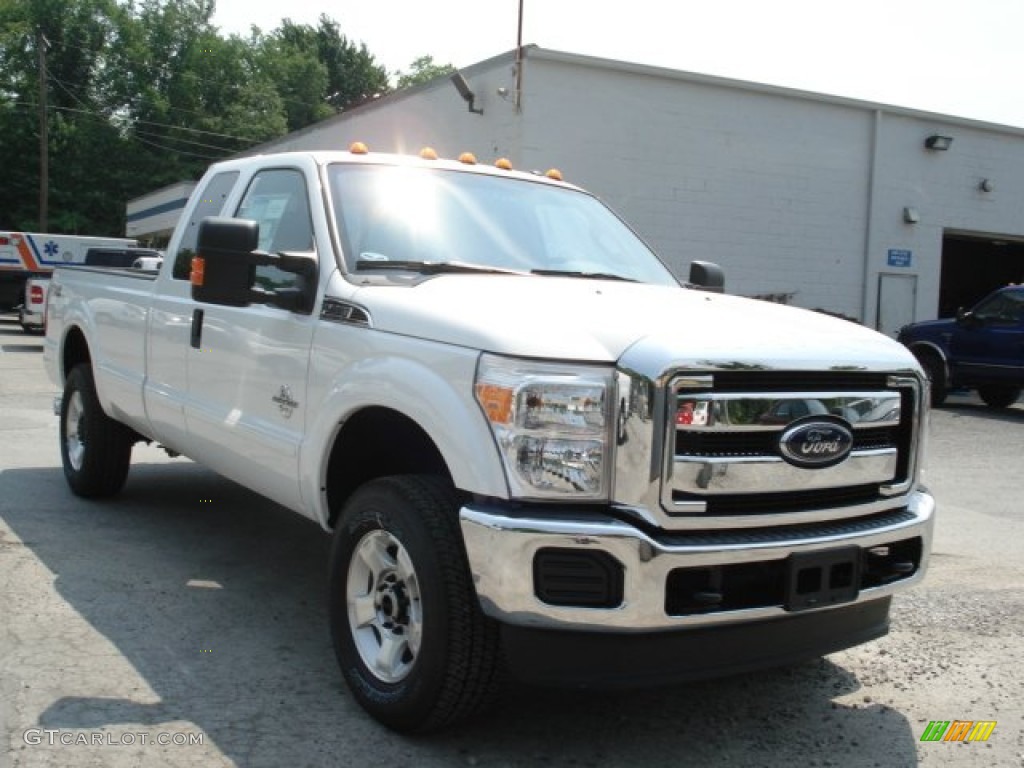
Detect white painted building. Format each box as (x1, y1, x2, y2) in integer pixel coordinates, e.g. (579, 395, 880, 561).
(126, 180, 196, 242)
(134, 46, 1024, 332)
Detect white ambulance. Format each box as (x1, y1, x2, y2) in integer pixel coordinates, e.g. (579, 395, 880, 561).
(0, 231, 137, 314)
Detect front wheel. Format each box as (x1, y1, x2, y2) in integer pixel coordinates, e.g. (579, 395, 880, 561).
(328, 476, 503, 733)
(978, 384, 1021, 409)
(60, 365, 134, 497)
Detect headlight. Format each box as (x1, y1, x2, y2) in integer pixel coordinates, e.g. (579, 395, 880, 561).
(474, 354, 614, 499)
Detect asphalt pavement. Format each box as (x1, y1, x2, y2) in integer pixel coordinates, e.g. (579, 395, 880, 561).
(1, 312, 1022, 767)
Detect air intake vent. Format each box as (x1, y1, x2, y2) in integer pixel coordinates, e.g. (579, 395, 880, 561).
(321, 298, 371, 327)
(533, 549, 623, 608)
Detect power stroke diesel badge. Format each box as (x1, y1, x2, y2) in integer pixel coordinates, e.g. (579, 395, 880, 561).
(778, 417, 854, 469)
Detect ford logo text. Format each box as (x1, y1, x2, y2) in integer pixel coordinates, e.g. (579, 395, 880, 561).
(779, 418, 854, 469)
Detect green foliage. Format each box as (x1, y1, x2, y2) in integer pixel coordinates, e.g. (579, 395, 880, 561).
(395, 55, 456, 90)
(0, 1, 396, 237)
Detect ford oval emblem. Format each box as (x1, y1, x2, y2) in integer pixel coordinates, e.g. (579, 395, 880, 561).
(779, 417, 854, 469)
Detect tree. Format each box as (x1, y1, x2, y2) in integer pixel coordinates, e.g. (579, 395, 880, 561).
(314, 15, 389, 110)
(395, 55, 455, 90)
(0, 2, 421, 237)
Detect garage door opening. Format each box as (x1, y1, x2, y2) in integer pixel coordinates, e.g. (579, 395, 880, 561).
(940, 232, 1024, 318)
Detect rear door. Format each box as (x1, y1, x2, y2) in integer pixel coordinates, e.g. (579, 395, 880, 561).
(145, 169, 240, 453)
(184, 163, 321, 511)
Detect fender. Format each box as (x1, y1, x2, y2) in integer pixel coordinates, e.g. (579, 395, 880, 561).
(906, 340, 950, 380)
(50, 277, 152, 438)
(299, 350, 509, 529)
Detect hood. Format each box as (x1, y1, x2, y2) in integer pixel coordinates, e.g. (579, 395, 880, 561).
(350, 274, 918, 372)
(899, 317, 955, 339)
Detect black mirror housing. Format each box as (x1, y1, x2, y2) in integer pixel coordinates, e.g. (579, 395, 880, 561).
(192, 217, 261, 306)
(689, 260, 725, 293)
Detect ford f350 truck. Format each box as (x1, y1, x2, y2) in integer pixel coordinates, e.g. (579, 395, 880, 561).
(44, 146, 935, 733)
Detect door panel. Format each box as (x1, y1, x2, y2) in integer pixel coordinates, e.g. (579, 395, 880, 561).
(146, 170, 239, 452)
(184, 167, 318, 511)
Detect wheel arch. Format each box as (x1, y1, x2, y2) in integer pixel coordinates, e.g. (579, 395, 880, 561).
(61, 325, 92, 383)
(907, 341, 948, 382)
(323, 406, 453, 528)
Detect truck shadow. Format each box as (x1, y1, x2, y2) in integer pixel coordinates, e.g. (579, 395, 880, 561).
(1, 463, 919, 767)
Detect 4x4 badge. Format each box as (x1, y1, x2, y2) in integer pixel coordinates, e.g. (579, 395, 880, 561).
(272, 385, 299, 418)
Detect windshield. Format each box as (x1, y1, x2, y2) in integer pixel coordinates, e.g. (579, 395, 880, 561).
(327, 164, 679, 286)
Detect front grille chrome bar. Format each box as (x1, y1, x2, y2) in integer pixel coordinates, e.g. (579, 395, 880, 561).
(659, 372, 921, 528)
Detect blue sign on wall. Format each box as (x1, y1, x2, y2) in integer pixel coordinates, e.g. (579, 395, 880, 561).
(887, 249, 912, 268)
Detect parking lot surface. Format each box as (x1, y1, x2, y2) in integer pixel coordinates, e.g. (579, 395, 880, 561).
(1, 313, 1022, 767)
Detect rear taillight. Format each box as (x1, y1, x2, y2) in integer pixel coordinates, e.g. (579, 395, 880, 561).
(29, 285, 44, 304)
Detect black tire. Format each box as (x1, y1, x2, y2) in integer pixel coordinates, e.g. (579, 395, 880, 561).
(916, 352, 948, 407)
(978, 384, 1021, 409)
(59, 364, 134, 497)
(328, 475, 503, 733)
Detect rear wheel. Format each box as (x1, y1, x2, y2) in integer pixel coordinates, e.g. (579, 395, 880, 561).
(978, 384, 1021, 409)
(60, 365, 134, 497)
(328, 475, 503, 733)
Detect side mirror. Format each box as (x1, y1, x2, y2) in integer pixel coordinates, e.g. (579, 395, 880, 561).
(191, 217, 260, 306)
(956, 307, 980, 327)
(191, 217, 317, 312)
(688, 260, 725, 293)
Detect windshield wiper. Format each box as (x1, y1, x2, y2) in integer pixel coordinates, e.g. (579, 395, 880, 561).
(530, 268, 638, 282)
(355, 259, 528, 276)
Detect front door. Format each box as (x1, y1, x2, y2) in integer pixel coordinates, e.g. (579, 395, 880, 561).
(185, 166, 320, 511)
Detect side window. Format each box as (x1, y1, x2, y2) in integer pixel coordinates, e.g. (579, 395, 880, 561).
(172, 171, 240, 280)
(974, 291, 1023, 325)
(235, 169, 314, 293)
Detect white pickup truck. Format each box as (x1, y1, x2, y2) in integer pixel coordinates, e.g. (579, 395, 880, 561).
(44, 146, 935, 733)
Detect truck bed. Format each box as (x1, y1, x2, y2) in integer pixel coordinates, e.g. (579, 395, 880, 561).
(44, 266, 160, 439)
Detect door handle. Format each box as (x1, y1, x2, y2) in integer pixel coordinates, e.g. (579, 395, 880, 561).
(190, 308, 204, 349)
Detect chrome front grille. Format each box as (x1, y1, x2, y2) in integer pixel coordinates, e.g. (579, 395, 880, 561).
(659, 373, 921, 527)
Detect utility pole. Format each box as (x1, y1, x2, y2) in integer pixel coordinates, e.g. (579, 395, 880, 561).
(37, 29, 49, 232)
(514, 0, 523, 110)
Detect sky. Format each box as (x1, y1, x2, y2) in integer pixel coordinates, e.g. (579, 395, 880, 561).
(212, 0, 1024, 129)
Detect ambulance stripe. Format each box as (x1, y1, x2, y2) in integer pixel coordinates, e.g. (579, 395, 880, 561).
(16, 236, 41, 271)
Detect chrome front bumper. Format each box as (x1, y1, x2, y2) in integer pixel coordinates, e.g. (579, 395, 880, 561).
(459, 489, 934, 632)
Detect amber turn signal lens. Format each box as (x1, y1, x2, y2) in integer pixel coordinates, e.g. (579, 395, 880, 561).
(190, 256, 205, 286)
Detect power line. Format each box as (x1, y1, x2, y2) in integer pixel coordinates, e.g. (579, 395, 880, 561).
(133, 127, 236, 153)
(11, 100, 264, 144)
(132, 133, 224, 160)
(46, 72, 253, 149)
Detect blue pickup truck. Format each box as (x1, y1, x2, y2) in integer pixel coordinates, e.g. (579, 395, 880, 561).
(898, 285, 1024, 408)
